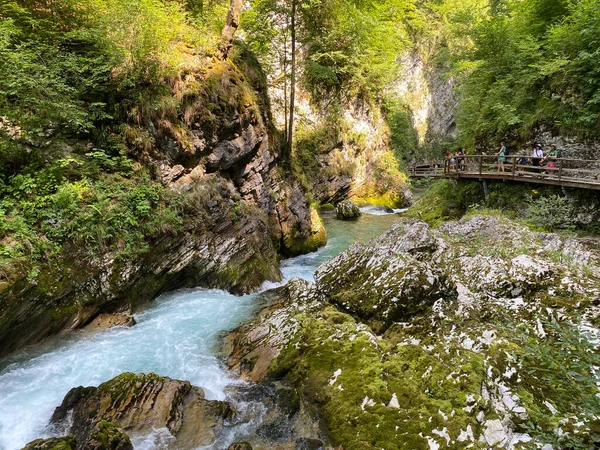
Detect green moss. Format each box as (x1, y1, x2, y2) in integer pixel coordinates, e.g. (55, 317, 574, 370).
(268, 304, 489, 450)
(282, 207, 327, 257)
(22, 437, 76, 450)
(89, 421, 132, 450)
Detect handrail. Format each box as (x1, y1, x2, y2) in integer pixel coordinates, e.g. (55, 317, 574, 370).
(409, 154, 600, 190)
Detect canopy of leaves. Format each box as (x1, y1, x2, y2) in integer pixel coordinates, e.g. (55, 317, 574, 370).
(433, 0, 600, 147)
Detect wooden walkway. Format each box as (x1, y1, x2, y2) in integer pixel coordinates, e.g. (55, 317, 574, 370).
(410, 155, 600, 191)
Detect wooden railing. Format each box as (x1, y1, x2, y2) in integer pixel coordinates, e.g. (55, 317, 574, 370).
(410, 155, 600, 190)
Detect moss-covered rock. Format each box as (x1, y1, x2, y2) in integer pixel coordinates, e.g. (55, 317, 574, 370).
(22, 437, 76, 450)
(315, 220, 452, 333)
(49, 373, 234, 450)
(86, 422, 132, 450)
(280, 206, 327, 257)
(224, 214, 600, 450)
(335, 200, 362, 220)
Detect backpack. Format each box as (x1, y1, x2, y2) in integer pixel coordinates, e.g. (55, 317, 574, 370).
(503, 146, 510, 156)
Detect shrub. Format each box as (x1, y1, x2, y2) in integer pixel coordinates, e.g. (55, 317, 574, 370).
(527, 195, 577, 231)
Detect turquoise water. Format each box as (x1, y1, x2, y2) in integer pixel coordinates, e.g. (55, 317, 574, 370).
(0, 209, 399, 450)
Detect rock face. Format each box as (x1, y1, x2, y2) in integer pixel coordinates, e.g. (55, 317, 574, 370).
(263, 51, 412, 208)
(0, 50, 327, 357)
(395, 52, 458, 147)
(223, 215, 600, 450)
(335, 200, 362, 221)
(83, 314, 136, 332)
(48, 373, 234, 450)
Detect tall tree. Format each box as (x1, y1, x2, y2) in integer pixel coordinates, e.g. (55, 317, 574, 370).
(286, 0, 296, 158)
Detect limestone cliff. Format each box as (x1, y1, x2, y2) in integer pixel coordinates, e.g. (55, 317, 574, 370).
(393, 51, 458, 159)
(0, 48, 326, 358)
(260, 45, 412, 208)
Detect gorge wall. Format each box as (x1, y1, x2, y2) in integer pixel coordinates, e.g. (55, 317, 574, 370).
(0, 44, 325, 357)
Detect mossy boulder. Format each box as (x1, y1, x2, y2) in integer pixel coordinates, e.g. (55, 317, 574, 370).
(49, 373, 234, 450)
(315, 220, 451, 333)
(22, 437, 76, 450)
(335, 200, 362, 221)
(87, 422, 132, 450)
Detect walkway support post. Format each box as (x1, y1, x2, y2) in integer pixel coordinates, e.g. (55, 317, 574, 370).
(558, 159, 563, 182)
(478, 156, 483, 176)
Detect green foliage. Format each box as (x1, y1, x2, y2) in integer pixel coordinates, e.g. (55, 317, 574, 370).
(527, 194, 577, 231)
(408, 180, 599, 233)
(0, 151, 182, 269)
(431, 0, 600, 146)
(383, 98, 419, 162)
(0, 0, 232, 276)
(301, 0, 411, 98)
(0, 0, 203, 151)
(243, 0, 411, 99)
(404, 179, 483, 226)
(509, 317, 600, 449)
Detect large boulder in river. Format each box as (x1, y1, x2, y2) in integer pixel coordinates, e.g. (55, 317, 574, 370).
(335, 200, 362, 220)
(315, 220, 451, 333)
(49, 373, 234, 450)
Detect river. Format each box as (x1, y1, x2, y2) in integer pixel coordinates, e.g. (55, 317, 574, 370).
(0, 207, 400, 450)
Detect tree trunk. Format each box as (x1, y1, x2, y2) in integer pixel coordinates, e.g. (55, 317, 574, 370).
(283, 20, 288, 139)
(286, 0, 296, 159)
(221, 0, 243, 57)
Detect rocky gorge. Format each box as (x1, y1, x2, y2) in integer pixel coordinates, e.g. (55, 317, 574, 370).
(0, 42, 327, 357)
(13, 212, 600, 450)
(223, 215, 600, 449)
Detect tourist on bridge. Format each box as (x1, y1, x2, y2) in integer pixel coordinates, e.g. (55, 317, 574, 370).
(517, 153, 528, 174)
(496, 141, 508, 172)
(545, 145, 560, 174)
(446, 150, 456, 171)
(457, 148, 466, 171)
(532, 144, 544, 170)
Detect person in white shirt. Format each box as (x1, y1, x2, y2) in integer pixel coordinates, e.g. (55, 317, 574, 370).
(532, 144, 544, 170)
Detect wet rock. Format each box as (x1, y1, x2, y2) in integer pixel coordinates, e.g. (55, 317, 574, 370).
(223, 279, 321, 382)
(22, 437, 76, 450)
(228, 443, 252, 450)
(256, 416, 294, 442)
(50, 373, 234, 450)
(295, 438, 325, 450)
(335, 200, 361, 220)
(83, 313, 136, 332)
